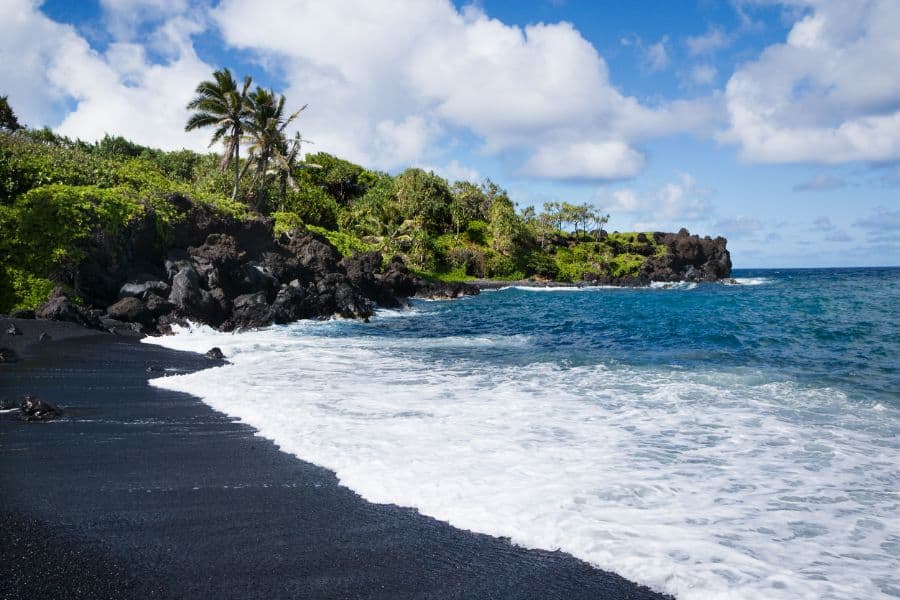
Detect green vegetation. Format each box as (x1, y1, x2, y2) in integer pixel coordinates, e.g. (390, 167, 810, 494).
(0, 81, 667, 312)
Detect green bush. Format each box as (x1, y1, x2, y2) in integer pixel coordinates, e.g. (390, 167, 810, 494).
(305, 225, 372, 257)
(272, 211, 303, 236)
(283, 182, 340, 229)
(465, 220, 489, 245)
(0, 184, 146, 312)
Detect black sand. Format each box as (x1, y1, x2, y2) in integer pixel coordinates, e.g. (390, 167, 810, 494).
(1, 318, 669, 599)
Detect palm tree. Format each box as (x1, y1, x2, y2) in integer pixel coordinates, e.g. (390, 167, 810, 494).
(185, 68, 252, 201)
(242, 87, 306, 211)
(272, 132, 321, 211)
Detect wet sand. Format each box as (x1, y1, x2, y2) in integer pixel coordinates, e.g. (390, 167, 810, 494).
(0, 318, 669, 599)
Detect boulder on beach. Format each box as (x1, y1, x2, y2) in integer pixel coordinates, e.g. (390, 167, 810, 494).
(35, 288, 97, 328)
(20, 393, 61, 421)
(5, 323, 22, 335)
(0, 347, 18, 363)
(205, 347, 225, 360)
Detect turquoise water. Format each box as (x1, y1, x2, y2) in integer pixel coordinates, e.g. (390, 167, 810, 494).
(149, 268, 900, 599)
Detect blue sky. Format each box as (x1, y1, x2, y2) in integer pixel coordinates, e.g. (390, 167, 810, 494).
(2, 0, 898, 267)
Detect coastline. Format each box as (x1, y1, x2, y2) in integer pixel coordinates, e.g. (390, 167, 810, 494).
(0, 317, 669, 599)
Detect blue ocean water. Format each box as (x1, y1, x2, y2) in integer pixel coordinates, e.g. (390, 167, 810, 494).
(344, 268, 900, 404)
(148, 268, 900, 599)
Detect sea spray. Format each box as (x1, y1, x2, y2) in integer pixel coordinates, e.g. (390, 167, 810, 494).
(146, 268, 900, 600)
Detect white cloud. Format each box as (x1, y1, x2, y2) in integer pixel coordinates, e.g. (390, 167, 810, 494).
(644, 36, 670, 72)
(419, 159, 481, 183)
(686, 26, 730, 56)
(213, 0, 717, 177)
(603, 172, 715, 231)
(522, 141, 645, 180)
(0, 0, 214, 151)
(100, 0, 192, 41)
(690, 64, 717, 86)
(722, 0, 900, 164)
(714, 215, 764, 238)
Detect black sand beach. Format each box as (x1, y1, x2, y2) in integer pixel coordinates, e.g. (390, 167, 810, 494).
(1, 318, 668, 599)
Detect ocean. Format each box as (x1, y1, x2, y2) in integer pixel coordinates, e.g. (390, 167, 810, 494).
(145, 268, 900, 599)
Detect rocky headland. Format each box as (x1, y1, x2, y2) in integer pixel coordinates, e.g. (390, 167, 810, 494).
(4, 188, 731, 336)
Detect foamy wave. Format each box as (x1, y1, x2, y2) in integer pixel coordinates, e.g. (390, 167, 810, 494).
(145, 325, 900, 600)
(729, 277, 772, 286)
(649, 281, 698, 290)
(500, 285, 619, 292)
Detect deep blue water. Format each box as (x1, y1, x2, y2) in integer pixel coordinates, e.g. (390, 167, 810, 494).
(340, 267, 900, 405)
(151, 267, 900, 599)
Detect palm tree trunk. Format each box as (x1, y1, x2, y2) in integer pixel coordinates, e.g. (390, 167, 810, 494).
(233, 143, 240, 202)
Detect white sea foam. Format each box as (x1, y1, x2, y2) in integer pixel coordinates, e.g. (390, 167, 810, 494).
(730, 277, 772, 286)
(650, 281, 699, 290)
(505, 285, 610, 292)
(146, 323, 900, 600)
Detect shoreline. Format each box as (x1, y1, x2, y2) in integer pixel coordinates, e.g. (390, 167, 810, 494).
(1, 317, 669, 599)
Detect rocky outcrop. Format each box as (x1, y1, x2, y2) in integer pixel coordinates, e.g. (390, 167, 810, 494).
(20, 394, 61, 421)
(35, 288, 98, 328)
(641, 229, 732, 282)
(30, 198, 477, 334)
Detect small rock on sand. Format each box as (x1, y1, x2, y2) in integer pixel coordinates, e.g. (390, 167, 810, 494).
(20, 393, 61, 422)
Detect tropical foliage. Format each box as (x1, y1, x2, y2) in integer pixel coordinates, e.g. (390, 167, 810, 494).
(0, 83, 666, 312)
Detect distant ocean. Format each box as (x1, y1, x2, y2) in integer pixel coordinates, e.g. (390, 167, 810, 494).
(146, 268, 900, 599)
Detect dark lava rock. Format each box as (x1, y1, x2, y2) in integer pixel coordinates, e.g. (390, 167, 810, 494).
(229, 292, 272, 331)
(106, 297, 153, 325)
(10, 309, 35, 319)
(5, 324, 22, 335)
(283, 230, 341, 279)
(315, 273, 375, 319)
(642, 229, 732, 282)
(20, 393, 61, 422)
(34, 288, 97, 328)
(0, 397, 16, 410)
(146, 294, 175, 317)
(119, 280, 170, 300)
(146, 365, 164, 373)
(39, 332, 51, 342)
(168, 266, 223, 325)
(205, 347, 225, 360)
(99, 317, 145, 335)
(188, 234, 245, 286)
(270, 285, 313, 324)
(0, 347, 18, 363)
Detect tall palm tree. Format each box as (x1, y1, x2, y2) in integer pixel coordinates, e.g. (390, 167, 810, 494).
(185, 68, 252, 201)
(242, 87, 306, 211)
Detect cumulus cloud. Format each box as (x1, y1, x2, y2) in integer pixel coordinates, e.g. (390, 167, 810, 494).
(522, 141, 645, 180)
(212, 0, 718, 177)
(0, 0, 214, 151)
(721, 0, 900, 164)
(690, 64, 717, 86)
(643, 36, 670, 72)
(714, 215, 764, 238)
(419, 159, 480, 183)
(603, 172, 715, 231)
(686, 26, 730, 56)
(794, 173, 846, 191)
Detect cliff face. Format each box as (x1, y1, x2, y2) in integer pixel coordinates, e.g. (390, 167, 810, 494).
(12, 205, 731, 334)
(19, 196, 475, 335)
(642, 229, 732, 283)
